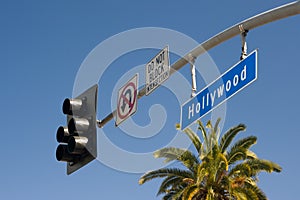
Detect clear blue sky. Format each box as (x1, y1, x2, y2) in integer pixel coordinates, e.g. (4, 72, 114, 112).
(1, 0, 299, 199)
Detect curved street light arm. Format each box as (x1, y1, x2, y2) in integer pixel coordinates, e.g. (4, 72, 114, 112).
(98, 1, 300, 128)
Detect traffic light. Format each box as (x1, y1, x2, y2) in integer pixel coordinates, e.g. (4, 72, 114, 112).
(56, 84, 98, 175)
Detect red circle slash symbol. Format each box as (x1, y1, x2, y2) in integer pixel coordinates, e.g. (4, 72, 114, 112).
(117, 82, 137, 119)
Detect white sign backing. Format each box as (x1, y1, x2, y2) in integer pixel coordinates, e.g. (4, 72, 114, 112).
(145, 46, 170, 95)
(116, 74, 138, 126)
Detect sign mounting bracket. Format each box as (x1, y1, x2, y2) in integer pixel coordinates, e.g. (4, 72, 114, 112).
(239, 24, 249, 60)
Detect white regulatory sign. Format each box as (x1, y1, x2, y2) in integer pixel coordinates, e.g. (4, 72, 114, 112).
(145, 46, 170, 95)
(116, 74, 138, 126)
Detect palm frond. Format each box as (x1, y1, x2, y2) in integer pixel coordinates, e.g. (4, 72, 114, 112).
(226, 146, 248, 165)
(153, 147, 199, 171)
(139, 168, 194, 185)
(246, 149, 257, 159)
(206, 120, 213, 129)
(207, 119, 220, 148)
(217, 152, 229, 171)
(197, 120, 208, 148)
(228, 162, 252, 177)
(231, 136, 257, 150)
(184, 128, 202, 153)
(233, 187, 259, 200)
(213, 118, 221, 134)
(157, 176, 183, 196)
(226, 136, 257, 164)
(167, 186, 186, 200)
(196, 161, 209, 185)
(219, 124, 246, 153)
(181, 184, 199, 200)
(162, 190, 181, 200)
(243, 182, 267, 200)
(245, 159, 282, 174)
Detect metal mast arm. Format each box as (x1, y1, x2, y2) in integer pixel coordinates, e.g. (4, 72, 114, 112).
(98, 1, 300, 128)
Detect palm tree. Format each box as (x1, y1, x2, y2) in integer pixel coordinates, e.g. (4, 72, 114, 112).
(139, 119, 282, 200)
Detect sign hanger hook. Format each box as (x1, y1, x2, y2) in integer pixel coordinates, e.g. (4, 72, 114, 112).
(188, 54, 197, 97)
(239, 24, 249, 60)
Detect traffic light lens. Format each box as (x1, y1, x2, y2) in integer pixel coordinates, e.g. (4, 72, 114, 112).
(62, 98, 83, 115)
(62, 99, 71, 115)
(68, 136, 88, 154)
(56, 126, 70, 143)
(56, 144, 75, 162)
(68, 117, 90, 134)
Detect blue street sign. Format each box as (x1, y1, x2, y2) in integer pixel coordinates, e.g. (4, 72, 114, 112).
(180, 49, 258, 130)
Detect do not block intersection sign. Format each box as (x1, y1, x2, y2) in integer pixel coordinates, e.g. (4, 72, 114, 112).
(180, 50, 258, 130)
(145, 46, 170, 95)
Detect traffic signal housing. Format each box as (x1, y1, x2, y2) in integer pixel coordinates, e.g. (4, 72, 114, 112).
(56, 84, 98, 175)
